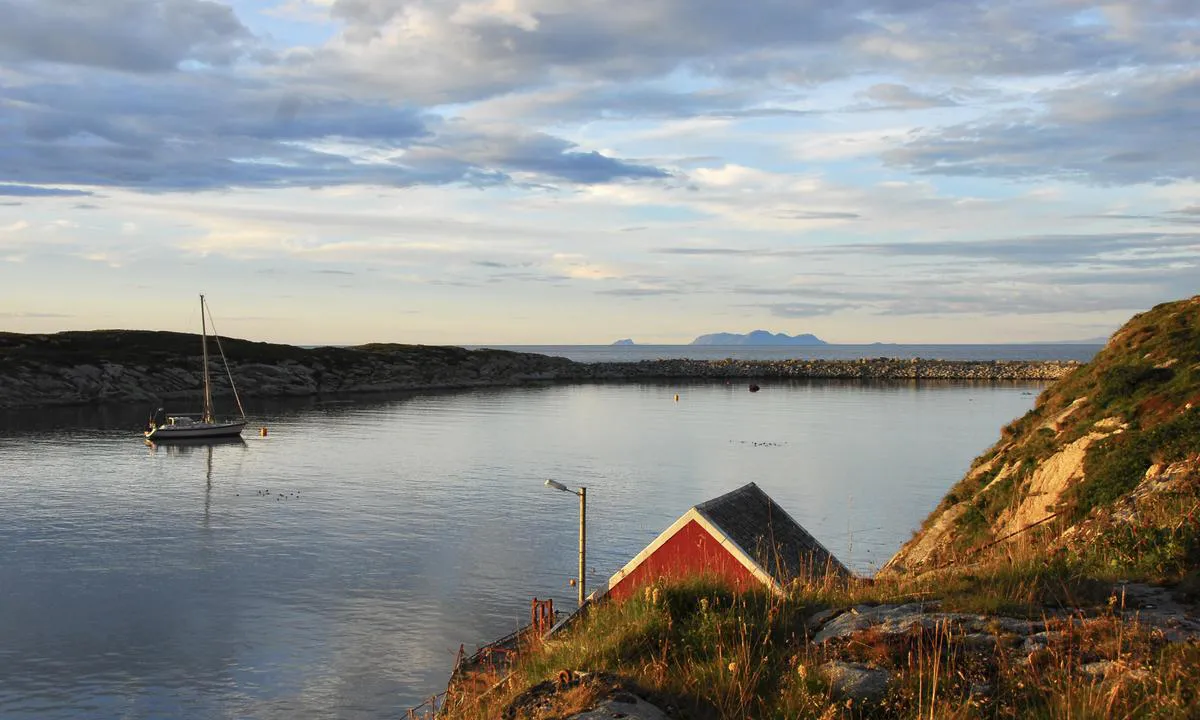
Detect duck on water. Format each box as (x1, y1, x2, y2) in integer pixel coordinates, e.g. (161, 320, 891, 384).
(144, 295, 247, 441)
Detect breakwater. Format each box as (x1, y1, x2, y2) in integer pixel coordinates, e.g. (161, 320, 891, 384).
(0, 331, 1079, 409)
(578, 357, 1078, 381)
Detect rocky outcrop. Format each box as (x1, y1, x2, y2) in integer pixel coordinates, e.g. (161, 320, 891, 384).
(882, 294, 1200, 578)
(0, 330, 1078, 409)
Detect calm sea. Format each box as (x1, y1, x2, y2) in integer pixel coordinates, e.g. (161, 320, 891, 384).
(0, 379, 1045, 718)
(473, 343, 1104, 363)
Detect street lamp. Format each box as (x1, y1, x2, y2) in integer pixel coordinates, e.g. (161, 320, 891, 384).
(545, 479, 587, 607)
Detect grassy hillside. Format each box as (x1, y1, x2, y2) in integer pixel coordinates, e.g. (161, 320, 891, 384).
(884, 294, 1200, 581)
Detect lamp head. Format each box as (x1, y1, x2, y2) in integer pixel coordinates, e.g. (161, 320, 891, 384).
(545, 479, 572, 493)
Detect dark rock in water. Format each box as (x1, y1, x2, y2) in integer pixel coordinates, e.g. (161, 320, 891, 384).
(748, 384, 760, 392)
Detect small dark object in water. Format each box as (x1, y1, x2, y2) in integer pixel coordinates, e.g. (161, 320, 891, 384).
(748, 384, 760, 392)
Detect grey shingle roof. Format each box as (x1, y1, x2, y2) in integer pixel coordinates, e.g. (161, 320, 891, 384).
(695, 482, 850, 582)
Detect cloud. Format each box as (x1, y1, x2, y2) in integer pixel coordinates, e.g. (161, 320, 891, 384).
(655, 232, 1200, 267)
(0, 0, 257, 72)
(0, 311, 74, 318)
(857, 83, 957, 109)
(0, 184, 92, 197)
(400, 129, 668, 184)
(839, 232, 1200, 266)
(885, 69, 1200, 185)
(0, 73, 666, 191)
(652, 247, 755, 256)
(762, 301, 854, 317)
(594, 287, 684, 296)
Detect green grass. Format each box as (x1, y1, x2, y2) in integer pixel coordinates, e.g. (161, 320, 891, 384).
(1070, 408, 1200, 521)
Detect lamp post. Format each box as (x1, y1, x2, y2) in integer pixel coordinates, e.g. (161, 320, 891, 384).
(545, 479, 586, 607)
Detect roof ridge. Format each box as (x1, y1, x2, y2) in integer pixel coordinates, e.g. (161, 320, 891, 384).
(693, 481, 761, 514)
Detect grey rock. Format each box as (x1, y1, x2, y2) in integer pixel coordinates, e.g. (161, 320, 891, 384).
(805, 607, 845, 633)
(958, 633, 998, 650)
(1022, 631, 1052, 654)
(819, 661, 890, 704)
(1080, 661, 1116, 678)
(566, 694, 668, 720)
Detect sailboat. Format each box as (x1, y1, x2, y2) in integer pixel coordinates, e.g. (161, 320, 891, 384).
(144, 295, 247, 440)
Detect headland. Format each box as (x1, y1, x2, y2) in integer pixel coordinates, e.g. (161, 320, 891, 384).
(0, 329, 1077, 409)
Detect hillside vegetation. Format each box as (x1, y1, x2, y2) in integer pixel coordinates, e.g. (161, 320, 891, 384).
(884, 294, 1200, 581)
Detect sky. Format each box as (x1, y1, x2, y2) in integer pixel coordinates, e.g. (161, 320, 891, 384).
(0, 0, 1197, 345)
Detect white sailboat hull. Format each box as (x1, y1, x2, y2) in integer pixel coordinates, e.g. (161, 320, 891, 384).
(146, 420, 246, 440)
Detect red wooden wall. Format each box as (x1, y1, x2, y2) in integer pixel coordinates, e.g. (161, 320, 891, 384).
(605, 519, 759, 601)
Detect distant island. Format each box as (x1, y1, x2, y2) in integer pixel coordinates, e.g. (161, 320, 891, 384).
(690, 330, 827, 346)
(610, 338, 636, 346)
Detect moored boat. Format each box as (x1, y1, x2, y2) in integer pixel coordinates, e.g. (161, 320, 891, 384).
(145, 295, 247, 441)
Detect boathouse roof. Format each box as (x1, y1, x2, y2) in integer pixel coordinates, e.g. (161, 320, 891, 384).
(694, 482, 849, 583)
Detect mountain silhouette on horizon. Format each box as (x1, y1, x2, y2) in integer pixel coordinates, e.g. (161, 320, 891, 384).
(689, 330, 826, 346)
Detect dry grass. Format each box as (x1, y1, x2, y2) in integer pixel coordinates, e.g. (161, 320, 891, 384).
(439, 566, 1200, 720)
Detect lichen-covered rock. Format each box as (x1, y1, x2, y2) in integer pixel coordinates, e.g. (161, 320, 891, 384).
(819, 660, 890, 703)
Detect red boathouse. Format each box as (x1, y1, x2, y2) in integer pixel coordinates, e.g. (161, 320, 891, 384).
(591, 482, 850, 602)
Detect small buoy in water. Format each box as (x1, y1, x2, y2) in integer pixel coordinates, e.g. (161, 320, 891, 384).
(674, 394, 679, 402)
(748, 384, 760, 393)
(259, 427, 269, 437)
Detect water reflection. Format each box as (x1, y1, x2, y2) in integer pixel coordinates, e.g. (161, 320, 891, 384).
(145, 436, 249, 455)
(0, 381, 1044, 718)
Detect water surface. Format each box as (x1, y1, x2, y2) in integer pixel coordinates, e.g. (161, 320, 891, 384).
(0, 380, 1041, 718)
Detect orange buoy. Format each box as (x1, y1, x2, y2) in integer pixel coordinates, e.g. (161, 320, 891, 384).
(259, 427, 269, 437)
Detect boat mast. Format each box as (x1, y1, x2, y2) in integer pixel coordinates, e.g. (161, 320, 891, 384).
(200, 294, 214, 423)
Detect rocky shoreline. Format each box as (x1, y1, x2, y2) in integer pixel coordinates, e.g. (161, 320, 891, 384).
(0, 331, 1079, 410)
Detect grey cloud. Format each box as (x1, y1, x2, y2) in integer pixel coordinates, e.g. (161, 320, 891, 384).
(314, 269, 355, 275)
(654, 233, 1200, 267)
(485, 271, 570, 284)
(885, 70, 1200, 185)
(1, 73, 666, 190)
(0, 311, 74, 318)
(858, 83, 956, 109)
(652, 247, 754, 256)
(762, 302, 851, 318)
(748, 268, 1196, 318)
(594, 288, 684, 296)
(0, 0, 256, 72)
(471, 84, 814, 123)
(841, 232, 1200, 266)
(774, 211, 861, 221)
(401, 130, 667, 184)
(312, 0, 1197, 112)
(0, 184, 92, 197)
